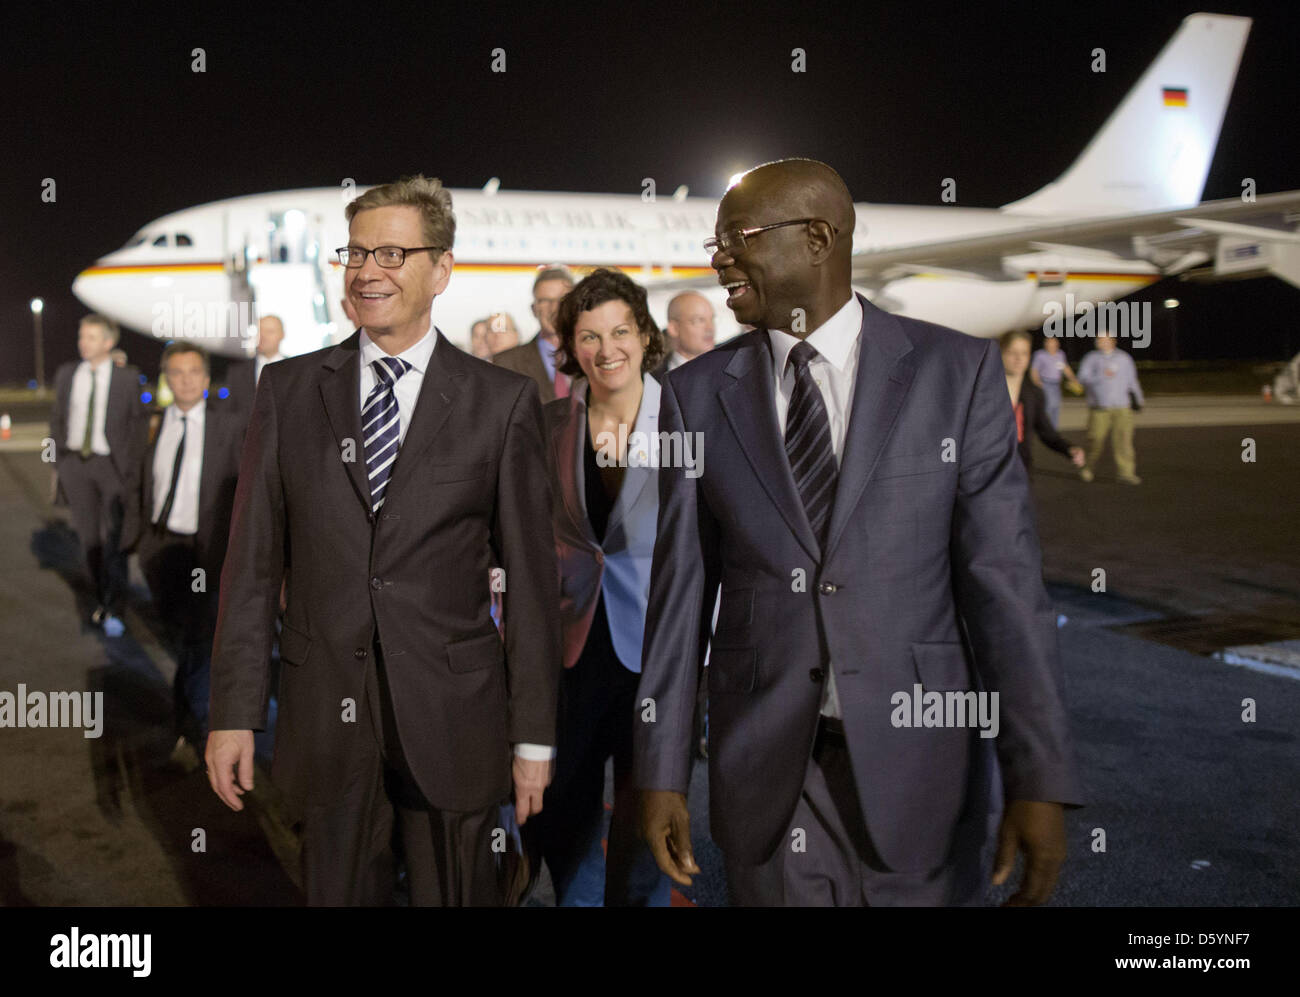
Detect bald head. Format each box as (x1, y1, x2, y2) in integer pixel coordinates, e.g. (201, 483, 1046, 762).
(714, 159, 855, 335)
(257, 315, 285, 358)
(726, 159, 854, 253)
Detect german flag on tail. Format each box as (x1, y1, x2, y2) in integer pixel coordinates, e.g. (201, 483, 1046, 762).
(1162, 87, 1188, 107)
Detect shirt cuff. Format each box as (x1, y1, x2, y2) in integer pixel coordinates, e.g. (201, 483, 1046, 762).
(513, 743, 555, 761)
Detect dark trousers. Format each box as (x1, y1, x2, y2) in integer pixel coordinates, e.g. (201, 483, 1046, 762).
(725, 721, 997, 906)
(59, 454, 127, 615)
(297, 640, 509, 907)
(138, 528, 213, 744)
(534, 633, 670, 907)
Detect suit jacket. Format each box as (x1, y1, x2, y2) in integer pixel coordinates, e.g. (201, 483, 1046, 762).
(1015, 378, 1074, 471)
(50, 360, 145, 481)
(634, 294, 1082, 871)
(121, 403, 245, 575)
(544, 375, 661, 673)
(492, 335, 555, 403)
(210, 329, 561, 815)
(224, 359, 258, 422)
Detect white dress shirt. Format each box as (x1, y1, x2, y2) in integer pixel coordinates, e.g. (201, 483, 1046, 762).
(66, 359, 114, 455)
(151, 400, 206, 535)
(767, 293, 863, 718)
(255, 352, 284, 386)
(357, 326, 553, 761)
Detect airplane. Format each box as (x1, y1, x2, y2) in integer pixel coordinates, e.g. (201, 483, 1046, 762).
(72, 12, 1300, 361)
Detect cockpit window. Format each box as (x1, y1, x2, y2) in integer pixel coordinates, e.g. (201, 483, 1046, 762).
(152, 233, 170, 247)
(175, 233, 193, 247)
(125, 234, 146, 248)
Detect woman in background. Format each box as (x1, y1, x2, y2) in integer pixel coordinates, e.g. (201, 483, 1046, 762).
(1003, 330, 1084, 472)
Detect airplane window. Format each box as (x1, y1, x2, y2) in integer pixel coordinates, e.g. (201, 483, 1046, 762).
(125, 235, 146, 248)
(152, 234, 169, 247)
(176, 233, 193, 246)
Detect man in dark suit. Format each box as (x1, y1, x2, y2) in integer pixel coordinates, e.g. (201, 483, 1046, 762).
(491, 266, 574, 403)
(122, 343, 244, 755)
(224, 314, 286, 422)
(205, 175, 561, 906)
(636, 159, 1082, 906)
(50, 314, 146, 636)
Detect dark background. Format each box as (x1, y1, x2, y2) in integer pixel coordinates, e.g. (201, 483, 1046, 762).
(5, 0, 1299, 384)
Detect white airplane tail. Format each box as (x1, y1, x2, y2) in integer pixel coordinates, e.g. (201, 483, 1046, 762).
(1003, 13, 1252, 217)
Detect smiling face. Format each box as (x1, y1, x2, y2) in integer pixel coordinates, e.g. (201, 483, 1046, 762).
(344, 205, 452, 346)
(572, 299, 646, 398)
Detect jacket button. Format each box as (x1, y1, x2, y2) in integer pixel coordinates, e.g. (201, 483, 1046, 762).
(354, 648, 367, 660)
(370, 577, 383, 590)
(809, 668, 824, 683)
(818, 582, 837, 595)
(595, 551, 605, 565)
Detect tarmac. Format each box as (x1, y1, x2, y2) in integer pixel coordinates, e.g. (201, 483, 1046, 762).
(0, 393, 1296, 905)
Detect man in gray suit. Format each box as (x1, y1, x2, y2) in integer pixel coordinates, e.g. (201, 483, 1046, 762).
(491, 266, 574, 402)
(635, 159, 1082, 906)
(206, 175, 561, 906)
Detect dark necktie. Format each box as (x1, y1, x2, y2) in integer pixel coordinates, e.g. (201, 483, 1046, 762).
(363, 356, 412, 511)
(80, 369, 98, 458)
(784, 341, 838, 547)
(155, 414, 187, 533)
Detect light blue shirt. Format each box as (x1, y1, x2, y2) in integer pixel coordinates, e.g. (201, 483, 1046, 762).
(1032, 348, 1067, 385)
(1078, 347, 1144, 409)
(536, 334, 558, 383)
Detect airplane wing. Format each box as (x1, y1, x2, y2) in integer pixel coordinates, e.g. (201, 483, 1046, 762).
(850, 191, 1300, 289)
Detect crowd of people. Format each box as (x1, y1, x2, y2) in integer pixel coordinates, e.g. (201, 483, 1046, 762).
(49, 163, 1153, 907)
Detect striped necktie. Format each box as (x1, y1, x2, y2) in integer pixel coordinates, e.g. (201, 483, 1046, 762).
(784, 341, 838, 548)
(362, 356, 412, 511)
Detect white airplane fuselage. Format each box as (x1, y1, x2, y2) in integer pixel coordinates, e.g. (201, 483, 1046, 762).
(71, 187, 1158, 358)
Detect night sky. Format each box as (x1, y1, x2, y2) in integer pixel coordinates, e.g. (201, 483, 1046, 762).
(6, 0, 1299, 384)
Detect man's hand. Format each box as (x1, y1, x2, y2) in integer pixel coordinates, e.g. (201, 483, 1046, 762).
(1068, 446, 1085, 467)
(513, 756, 552, 825)
(206, 729, 255, 811)
(640, 789, 699, 887)
(992, 799, 1067, 906)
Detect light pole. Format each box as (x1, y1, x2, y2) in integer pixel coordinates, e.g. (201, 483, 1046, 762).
(30, 298, 45, 391)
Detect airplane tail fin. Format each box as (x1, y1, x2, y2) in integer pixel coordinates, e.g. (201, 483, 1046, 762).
(1003, 13, 1252, 217)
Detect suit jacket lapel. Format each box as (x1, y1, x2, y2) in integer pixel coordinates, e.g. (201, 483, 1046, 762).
(553, 380, 598, 548)
(319, 332, 371, 513)
(604, 374, 660, 542)
(719, 332, 821, 562)
(381, 330, 460, 508)
(824, 295, 916, 558)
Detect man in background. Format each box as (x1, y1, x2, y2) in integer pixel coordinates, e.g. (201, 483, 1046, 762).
(1077, 331, 1144, 484)
(486, 312, 520, 358)
(50, 314, 145, 637)
(492, 266, 574, 402)
(653, 291, 716, 380)
(122, 343, 244, 760)
(226, 315, 286, 419)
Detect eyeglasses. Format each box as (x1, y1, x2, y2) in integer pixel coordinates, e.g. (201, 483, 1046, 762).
(334, 245, 445, 268)
(703, 218, 837, 258)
